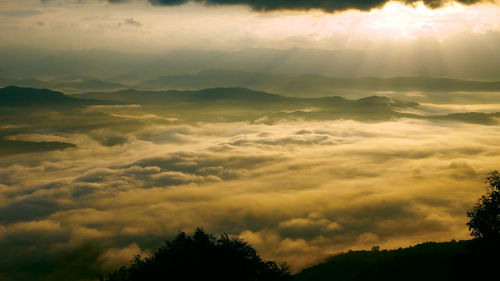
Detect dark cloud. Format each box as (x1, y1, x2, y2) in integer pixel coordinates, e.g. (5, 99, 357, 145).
(0, 198, 62, 224)
(142, 0, 487, 12)
(0, 239, 105, 281)
(76, 168, 117, 183)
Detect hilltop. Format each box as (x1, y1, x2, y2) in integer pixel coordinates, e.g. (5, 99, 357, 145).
(293, 239, 498, 281)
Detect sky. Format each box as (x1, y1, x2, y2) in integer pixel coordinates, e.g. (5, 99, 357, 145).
(1, 1, 500, 281)
(0, 0, 499, 52)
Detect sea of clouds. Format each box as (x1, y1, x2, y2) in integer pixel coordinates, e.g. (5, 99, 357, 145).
(1, 111, 499, 279)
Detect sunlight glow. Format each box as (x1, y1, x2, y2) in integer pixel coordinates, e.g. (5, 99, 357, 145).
(304, 1, 498, 41)
(1, 0, 499, 52)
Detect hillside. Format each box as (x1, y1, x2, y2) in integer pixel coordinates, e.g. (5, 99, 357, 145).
(293, 239, 498, 281)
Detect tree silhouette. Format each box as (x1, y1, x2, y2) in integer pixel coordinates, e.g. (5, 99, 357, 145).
(100, 228, 291, 281)
(466, 170, 500, 239)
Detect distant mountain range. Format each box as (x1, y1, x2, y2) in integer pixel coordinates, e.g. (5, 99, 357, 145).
(4, 70, 500, 100)
(74, 87, 500, 124)
(74, 86, 417, 110)
(0, 76, 127, 93)
(0, 85, 416, 110)
(2, 86, 499, 125)
(1, 47, 499, 81)
(136, 69, 500, 97)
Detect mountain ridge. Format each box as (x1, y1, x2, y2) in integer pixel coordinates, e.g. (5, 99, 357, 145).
(293, 238, 498, 281)
(0, 86, 109, 107)
(137, 69, 500, 94)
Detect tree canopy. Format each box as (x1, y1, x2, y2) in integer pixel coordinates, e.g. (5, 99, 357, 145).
(466, 170, 500, 239)
(101, 228, 291, 281)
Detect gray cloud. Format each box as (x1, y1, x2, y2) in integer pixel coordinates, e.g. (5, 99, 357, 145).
(0, 198, 64, 224)
(47, 0, 490, 12)
(139, 0, 489, 12)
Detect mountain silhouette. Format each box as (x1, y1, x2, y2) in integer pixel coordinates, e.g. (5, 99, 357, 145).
(0, 86, 108, 107)
(137, 69, 500, 95)
(0, 76, 127, 93)
(73, 87, 500, 124)
(75, 87, 416, 108)
(293, 239, 499, 281)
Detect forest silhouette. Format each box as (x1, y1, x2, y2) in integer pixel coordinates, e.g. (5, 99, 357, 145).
(102, 172, 499, 281)
(100, 228, 291, 281)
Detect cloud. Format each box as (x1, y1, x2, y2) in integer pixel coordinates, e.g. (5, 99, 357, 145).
(98, 243, 151, 271)
(278, 215, 342, 239)
(0, 9, 43, 17)
(51, 0, 490, 12)
(1, 106, 500, 279)
(142, 0, 489, 12)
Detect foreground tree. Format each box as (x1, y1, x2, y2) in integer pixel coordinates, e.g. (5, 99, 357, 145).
(453, 172, 500, 280)
(466, 170, 500, 239)
(101, 228, 291, 281)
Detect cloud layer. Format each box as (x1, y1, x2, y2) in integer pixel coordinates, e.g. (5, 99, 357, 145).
(1, 102, 499, 280)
